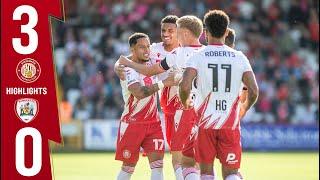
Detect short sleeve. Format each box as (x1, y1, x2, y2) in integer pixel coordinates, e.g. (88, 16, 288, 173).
(239, 52, 253, 73)
(125, 67, 140, 87)
(159, 52, 177, 70)
(165, 52, 177, 68)
(186, 53, 199, 72)
(158, 58, 168, 70)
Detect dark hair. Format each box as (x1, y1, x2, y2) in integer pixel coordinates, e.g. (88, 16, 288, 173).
(225, 28, 236, 47)
(128, 33, 149, 47)
(161, 15, 179, 25)
(204, 10, 230, 38)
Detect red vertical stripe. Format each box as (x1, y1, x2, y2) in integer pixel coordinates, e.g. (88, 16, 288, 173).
(220, 97, 240, 129)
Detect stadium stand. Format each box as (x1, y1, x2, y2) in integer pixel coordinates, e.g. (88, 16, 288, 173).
(53, 0, 318, 126)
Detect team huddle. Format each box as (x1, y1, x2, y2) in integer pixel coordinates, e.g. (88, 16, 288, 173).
(114, 10, 259, 180)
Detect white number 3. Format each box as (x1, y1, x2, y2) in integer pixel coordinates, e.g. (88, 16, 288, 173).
(12, 5, 38, 55)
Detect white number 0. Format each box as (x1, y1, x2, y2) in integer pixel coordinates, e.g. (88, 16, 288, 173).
(12, 5, 38, 55)
(16, 127, 42, 176)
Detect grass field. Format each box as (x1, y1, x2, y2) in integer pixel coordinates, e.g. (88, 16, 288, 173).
(52, 152, 319, 180)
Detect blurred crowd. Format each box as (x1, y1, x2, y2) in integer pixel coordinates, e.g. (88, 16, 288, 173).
(53, 0, 319, 125)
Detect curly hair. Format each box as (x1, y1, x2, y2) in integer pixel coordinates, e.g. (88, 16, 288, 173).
(204, 10, 230, 38)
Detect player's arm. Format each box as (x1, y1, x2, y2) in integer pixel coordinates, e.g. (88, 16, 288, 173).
(238, 52, 259, 119)
(118, 55, 166, 76)
(240, 87, 248, 103)
(241, 71, 259, 111)
(128, 72, 176, 100)
(114, 55, 133, 80)
(179, 67, 197, 109)
(114, 60, 126, 80)
(128, 83, 161, 100)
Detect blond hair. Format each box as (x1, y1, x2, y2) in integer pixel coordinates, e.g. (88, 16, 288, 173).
(177, 15, 203, 38)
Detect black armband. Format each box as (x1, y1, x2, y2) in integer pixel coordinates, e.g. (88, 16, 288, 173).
(160, 58, 170, 70)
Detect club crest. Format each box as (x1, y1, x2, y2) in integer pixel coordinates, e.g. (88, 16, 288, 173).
(15, 98, 39, 123)
(16, 58, 41, 83)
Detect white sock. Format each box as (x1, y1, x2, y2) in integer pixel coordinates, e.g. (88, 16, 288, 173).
(186, 173, 200, 180)
(183, 167, 200, 180)
(212, 168, 217, 180)
(151, 168, 163, 180)
(117, 170, 132, 180)
(225, 174, 242, 180)
(200, 175, 215, 180)
(174, 164, 183, 180)
(117, 166, 134, 180)
(150, 160, 164, 180)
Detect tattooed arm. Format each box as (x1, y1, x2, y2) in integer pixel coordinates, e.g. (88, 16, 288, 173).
(128, 83, 160, 100)
(128, 72, 176, 100)
(179, 67, 197, 108)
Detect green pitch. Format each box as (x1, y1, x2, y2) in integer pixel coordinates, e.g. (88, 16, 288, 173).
(52, 152, 319, 180)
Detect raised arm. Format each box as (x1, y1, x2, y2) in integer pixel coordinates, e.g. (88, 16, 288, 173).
(179, 67, 197, 109)
(118, 55, 166, 76)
